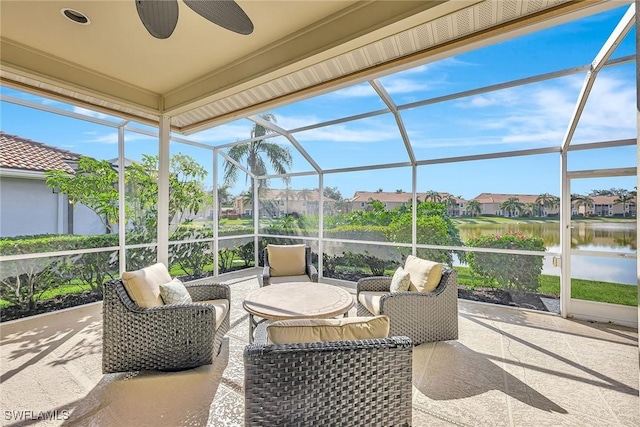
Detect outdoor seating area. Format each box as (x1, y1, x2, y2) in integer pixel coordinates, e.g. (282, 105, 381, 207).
(1, 269, 637, 426)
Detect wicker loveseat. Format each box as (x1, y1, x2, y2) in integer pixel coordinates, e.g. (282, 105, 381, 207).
(244, 322, 413, 426)
(102, 278, 230, 373)
(357, 267, 458, 345)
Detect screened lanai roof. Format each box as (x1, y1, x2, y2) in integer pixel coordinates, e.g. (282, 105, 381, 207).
(0, 0, 628, 135)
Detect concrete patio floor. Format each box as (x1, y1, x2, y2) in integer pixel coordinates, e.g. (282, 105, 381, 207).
(1, 271, 638, 426)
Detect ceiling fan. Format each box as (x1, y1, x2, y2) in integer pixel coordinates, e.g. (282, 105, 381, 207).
(136, 0, 253, 39)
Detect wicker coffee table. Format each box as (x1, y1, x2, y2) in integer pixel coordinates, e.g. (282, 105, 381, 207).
(243, 282, 354, 343)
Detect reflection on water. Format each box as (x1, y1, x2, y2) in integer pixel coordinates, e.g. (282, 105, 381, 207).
(458, 221, 636, 251)
(458, 221, 637, 286)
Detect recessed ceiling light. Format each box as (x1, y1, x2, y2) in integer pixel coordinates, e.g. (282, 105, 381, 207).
(61, 8, 90, 25)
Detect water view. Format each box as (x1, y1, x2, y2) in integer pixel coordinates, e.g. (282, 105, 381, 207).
(458, 221, 637, 285)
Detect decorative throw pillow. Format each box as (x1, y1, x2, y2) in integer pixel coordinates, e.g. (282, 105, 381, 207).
(404, 255, 443, 293)
(121, 262, 171, 308)
(390, 266, 411, 292)
(159, 278, 193, 305)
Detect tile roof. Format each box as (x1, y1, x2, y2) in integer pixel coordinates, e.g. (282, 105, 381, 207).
(471, 193, 557, 204)
(0, 132, 81, 174)
(348, 191, 463, 203)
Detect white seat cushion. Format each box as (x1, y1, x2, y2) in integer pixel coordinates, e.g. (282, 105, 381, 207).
(121, 262, 171, 308)
(196, 299, 229, 330)
(267, 315, 390, 344)
(269, 274, 311, 284)
(357, 291, 386, 315)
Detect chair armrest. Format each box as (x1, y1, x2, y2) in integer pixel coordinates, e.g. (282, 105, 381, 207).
(356, 276, 392, 294)
(307, 263, 318, 282)
(184, 281, 230, 302)
(262, 266, 271, 286)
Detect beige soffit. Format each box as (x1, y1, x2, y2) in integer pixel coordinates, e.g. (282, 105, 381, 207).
(1, 0, 615, 133)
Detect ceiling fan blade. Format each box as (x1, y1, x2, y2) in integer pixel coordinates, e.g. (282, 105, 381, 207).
(184, 0, 253, 35)
(136, 0, 179, 39)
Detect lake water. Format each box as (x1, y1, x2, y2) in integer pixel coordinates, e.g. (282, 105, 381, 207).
(457, 221, 637, 285)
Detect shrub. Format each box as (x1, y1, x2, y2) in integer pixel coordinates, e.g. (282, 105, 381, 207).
(465, 231, 546, 292)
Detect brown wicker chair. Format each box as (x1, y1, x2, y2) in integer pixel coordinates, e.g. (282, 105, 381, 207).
(244, 323, 413, 426)
(356, 268, 458, 345)
(102, 278, 230, 373)
(260, 245, 318, 286)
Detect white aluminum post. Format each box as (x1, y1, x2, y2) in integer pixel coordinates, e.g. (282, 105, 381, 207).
(559, 151, 571, 318)
(318, 173, 324, 278)
(213, 149, 220, 277)
(635, 0, 639, 352)
(412, 165, 417, 256)
(118, 122, 127, 274)
(254, 175, 259, 268)
(158, 115, 171, 266)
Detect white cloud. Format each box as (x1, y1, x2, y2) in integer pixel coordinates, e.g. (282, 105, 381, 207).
(81, 132, 154, 145)
(440, 72, 636, 148)
(72, 106, 112, 120)
(295, 122, 399, 144)
(331, 83, 377, 98)
(189, 122, 254, 144)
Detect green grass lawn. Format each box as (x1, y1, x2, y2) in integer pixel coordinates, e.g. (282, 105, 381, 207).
(454, 265, 637, 306)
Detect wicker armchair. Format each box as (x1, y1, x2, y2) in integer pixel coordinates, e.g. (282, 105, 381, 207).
(244, 324, 413, 427)
(102, 278, 230, 373)
(357, 268, 458, 345)
(261, 245, 318, 286)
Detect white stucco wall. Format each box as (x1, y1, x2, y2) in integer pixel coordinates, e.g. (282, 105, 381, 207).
(0, 175, 105, 237)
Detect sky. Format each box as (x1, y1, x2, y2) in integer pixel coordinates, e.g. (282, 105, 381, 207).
(0, 3, 637, 201)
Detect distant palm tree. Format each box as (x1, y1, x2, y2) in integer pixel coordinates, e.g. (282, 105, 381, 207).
(522, 202, 538, 218)
(535, 192, 555, 217)
(614, 193, 634, 217)
(442, 195, 458, 216)
(465, 199, 481, 217)
(574, 195, 594, 216)
(500, 197, 523, 217)
(223, 113, 292, 213)
(424, 190, 442, 203)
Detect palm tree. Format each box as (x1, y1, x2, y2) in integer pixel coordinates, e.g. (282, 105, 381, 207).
(500, 197, 523, 217)
(535, 193, 555, 217)
(442, 195, 457, 216)
(573, 195, 594, 216)
(424, 190, 442, 203)
(522, 202, 538, 218)
(223, 113, 293, 212)
(465, 199, 481, 217)
(614, 193, 634, 217)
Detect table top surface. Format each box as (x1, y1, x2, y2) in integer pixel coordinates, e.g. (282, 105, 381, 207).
(243, 282, 354, 320)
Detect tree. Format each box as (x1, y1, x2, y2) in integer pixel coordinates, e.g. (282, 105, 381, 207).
(465, 199, 481, 217)
(535, 193, 556, 217)
(46, 157, 119, 233)
(442, 195, 458, 216)
(126, 154, 207, 234)
(424, 190, 442, 203)
(573, 195, 594, 216)
(500, 197, 523, 217)
(522, 202, 538, 218)
(614, 193, 634, 217)
(46, 154, 208, 236)
(223, 113, 293, 210)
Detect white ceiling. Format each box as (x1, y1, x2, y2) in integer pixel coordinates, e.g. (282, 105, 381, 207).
(0, 0, 621, 134)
